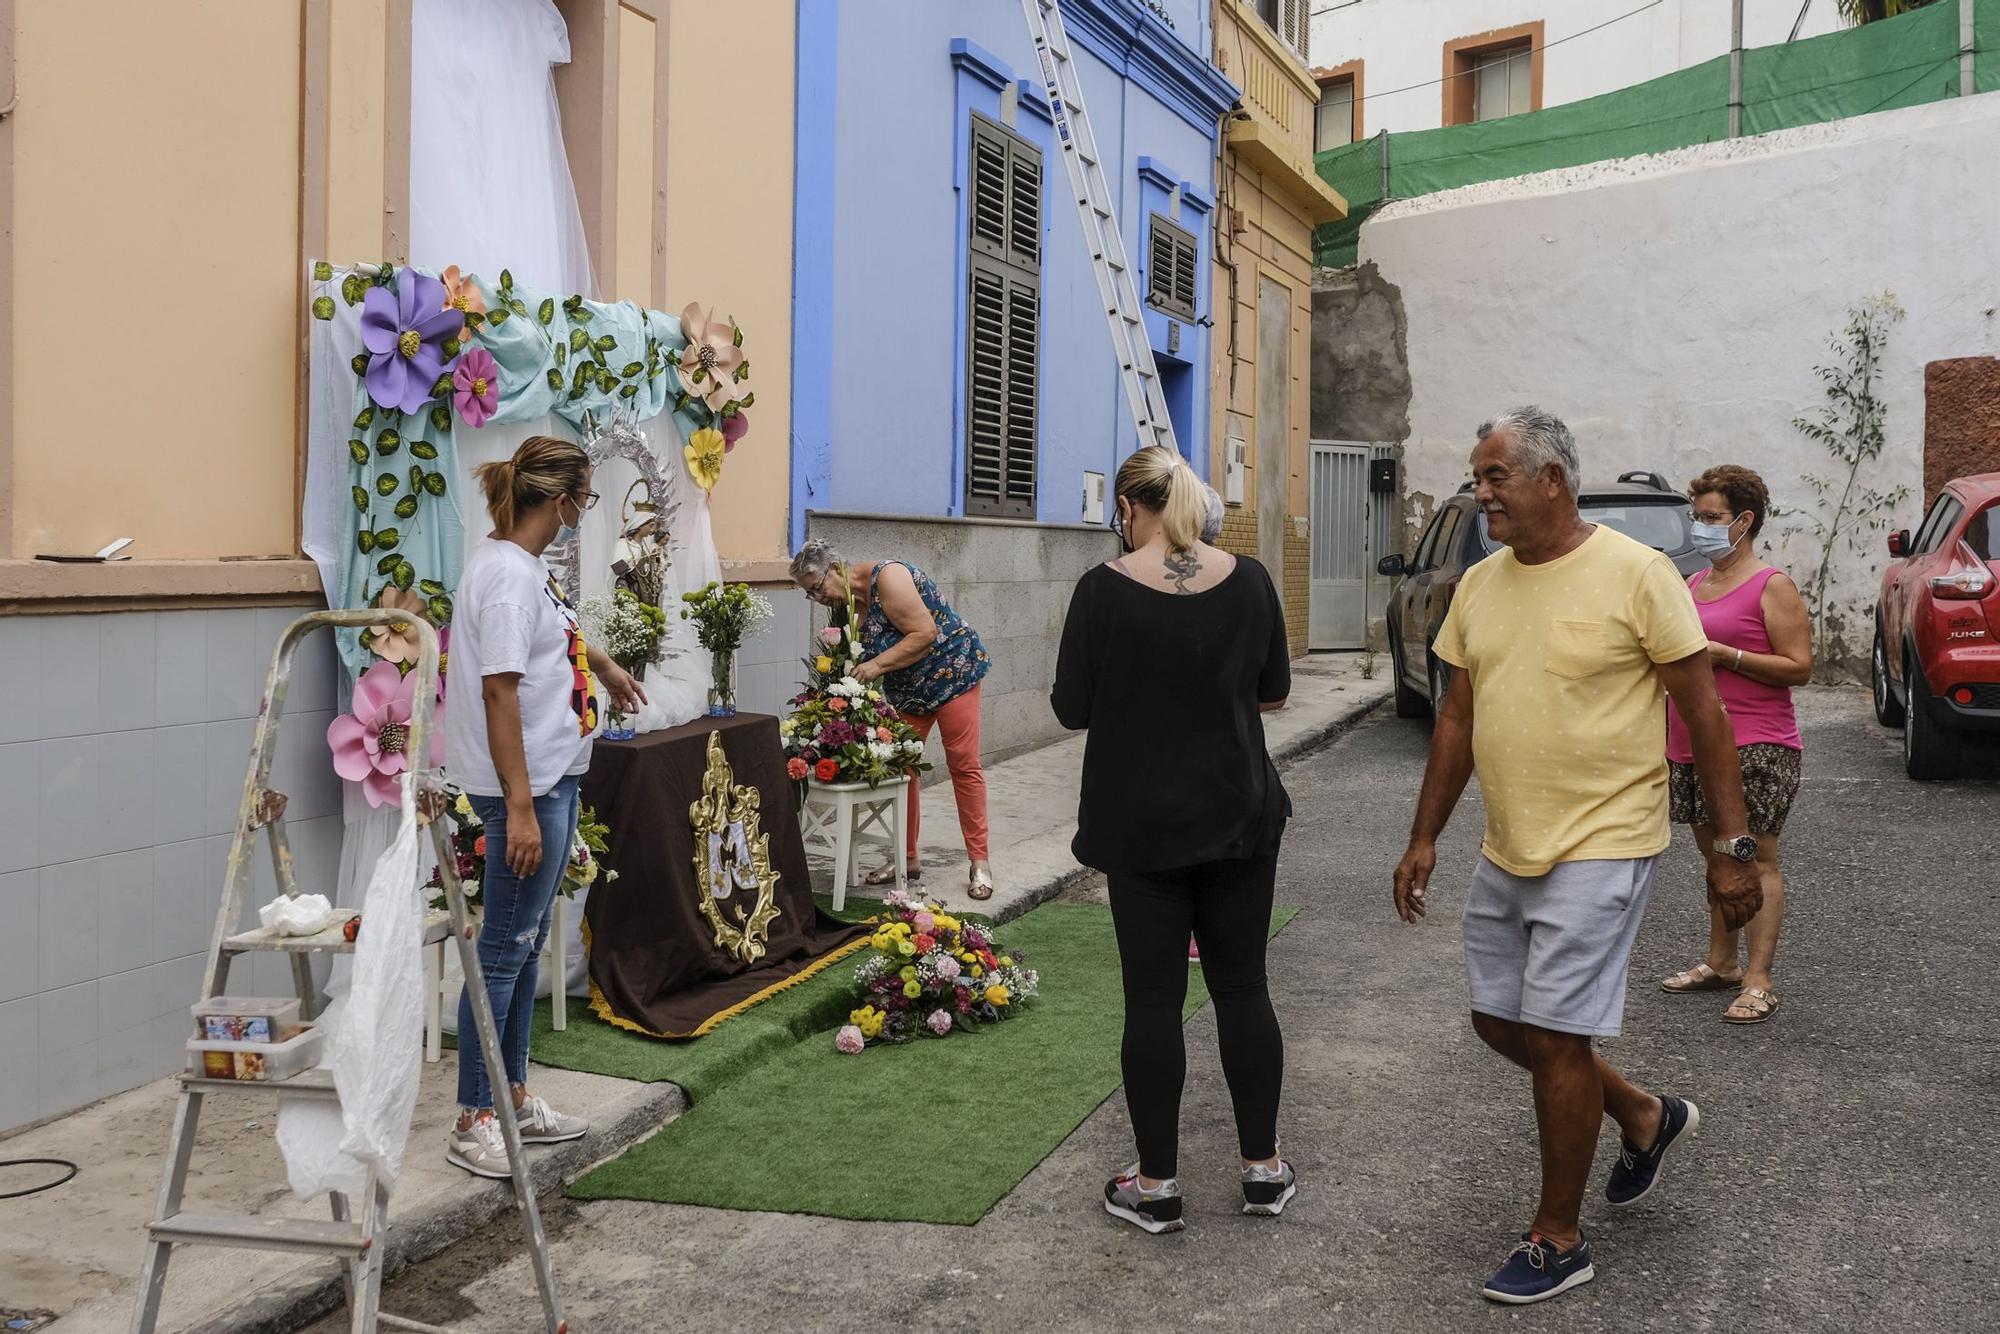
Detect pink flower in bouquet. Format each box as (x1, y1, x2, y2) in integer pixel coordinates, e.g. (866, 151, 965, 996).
(912, 911, 935, 933)
(927, 1009, 954, 1037)
(828, 696, 848, 713)
(876, 726, 894, 743)
(786, 757, 809, 781)
(819, 626, 843, 646)
(328, 661, 440, 808)
(965, 928, 987, 950)
(935, 954, 961, 982)
(955, 986, 973, 1014)
(835, 1024, 865, 1055)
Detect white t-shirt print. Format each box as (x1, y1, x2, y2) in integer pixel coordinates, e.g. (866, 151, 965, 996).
(445, 537, 604, 798)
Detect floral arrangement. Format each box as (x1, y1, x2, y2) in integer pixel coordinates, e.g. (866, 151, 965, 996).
(580, 588, 668, 674)
(779, 616, 927, 787)
(672, 304, 752, 493)
(833, 889, 1037, 1050)
(427, 788, 617, 912)
(680, 581, 773, 653)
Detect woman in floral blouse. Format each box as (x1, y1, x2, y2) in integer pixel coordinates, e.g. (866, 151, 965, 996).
(791, 541, 995, 900)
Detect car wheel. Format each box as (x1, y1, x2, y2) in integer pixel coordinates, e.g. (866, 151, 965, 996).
(1903, 652, 1961, 781)
(1871, 617, 1904, 727)
(1392, 640, 1431, 719)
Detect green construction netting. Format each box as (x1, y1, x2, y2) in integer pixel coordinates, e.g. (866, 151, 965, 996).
(1315, 1, 1985, 267)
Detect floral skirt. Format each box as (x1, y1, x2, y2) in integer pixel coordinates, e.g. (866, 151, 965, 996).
(1668, 743, 1802, 837)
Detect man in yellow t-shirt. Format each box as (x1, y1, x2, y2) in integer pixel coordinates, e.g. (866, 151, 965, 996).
(1390, 407, 1761, 1306)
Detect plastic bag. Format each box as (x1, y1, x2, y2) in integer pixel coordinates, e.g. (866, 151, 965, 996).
(277, 773, 428, 1201)
(259, 892, 335, 936)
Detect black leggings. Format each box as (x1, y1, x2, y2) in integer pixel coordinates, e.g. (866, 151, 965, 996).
(1107, 851, 1283, 1180)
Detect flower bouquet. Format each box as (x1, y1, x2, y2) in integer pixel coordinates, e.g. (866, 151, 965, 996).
(427, 787, 618, 913)
(779, 663, 929, 789)
(680, 581, 774, 717)
(581, 588, 668, 737)
(834, 889, 1038, 1050)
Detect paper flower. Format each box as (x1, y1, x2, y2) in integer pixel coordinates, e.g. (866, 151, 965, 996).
(834, 1024, 865, 1055)
(360, 270, 463, 413)
(439, 265, 487, 326)
(720, 409, 749, 451)
(328, 661, 441, 807)
(364, 587, 430, 666)
(684, 426, 725, 491)
(453, 346, 500, 428)
(677, 304, 745, 413)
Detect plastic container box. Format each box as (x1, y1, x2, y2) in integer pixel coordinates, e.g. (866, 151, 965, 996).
(186, 1023, 322, 1082)
(191, 995, 302, 1044)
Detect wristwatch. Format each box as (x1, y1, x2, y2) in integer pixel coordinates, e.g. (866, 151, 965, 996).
(1715, 834, 1758, 863)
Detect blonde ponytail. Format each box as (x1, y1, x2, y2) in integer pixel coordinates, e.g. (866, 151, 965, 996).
(474, 435, 590, 534)
(1113, 445, 1207, 554)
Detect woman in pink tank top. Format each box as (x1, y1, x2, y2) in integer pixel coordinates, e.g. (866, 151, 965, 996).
(1660, 467, 1813, 1024)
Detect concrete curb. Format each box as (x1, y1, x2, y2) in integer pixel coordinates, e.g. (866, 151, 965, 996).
(184, 1081, 687, 1334)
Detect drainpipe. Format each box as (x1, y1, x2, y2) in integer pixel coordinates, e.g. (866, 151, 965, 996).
(1728, 0, 1744, 139)
(1963, 0, 1977, 97)
(1213, 104, 1241, 408)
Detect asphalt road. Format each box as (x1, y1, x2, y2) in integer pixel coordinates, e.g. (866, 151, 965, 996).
(313, 686, 2000, 1333)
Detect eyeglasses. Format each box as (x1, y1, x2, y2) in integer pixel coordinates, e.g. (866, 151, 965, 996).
(1688, 509, 1734, 525)
(574, 491, 601, 512)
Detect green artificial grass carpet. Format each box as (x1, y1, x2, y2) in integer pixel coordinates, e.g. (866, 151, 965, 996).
(567, 901, 1299, 1225)
(443, 893, 940, 1102)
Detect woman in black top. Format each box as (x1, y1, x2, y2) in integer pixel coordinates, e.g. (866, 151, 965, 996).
(1052, 445, 1295, 1235)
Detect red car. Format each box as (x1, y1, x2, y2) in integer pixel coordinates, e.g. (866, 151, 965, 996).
(1872, 471, 2000, 778)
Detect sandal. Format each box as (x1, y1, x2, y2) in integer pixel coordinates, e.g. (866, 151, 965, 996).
(1661, 963, 1743, 993)
(968, 867, 994, 901)
(863, 864, 919, 887)
(1722, 986, 1778, 1024)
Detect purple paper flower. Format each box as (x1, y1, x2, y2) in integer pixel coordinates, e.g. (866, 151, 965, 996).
(834, 1024, 865, 1054)
(926, 1009, 954, 1037)
(360, 270, 463, 413)
(452, 346, 500, 427)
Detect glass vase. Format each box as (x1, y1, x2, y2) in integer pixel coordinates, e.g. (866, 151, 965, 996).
(707, 647, 738, 718)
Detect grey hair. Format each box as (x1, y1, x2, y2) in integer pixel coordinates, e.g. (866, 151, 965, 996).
(789, 539, 842, 584)
(1478, 406, 1580, 500)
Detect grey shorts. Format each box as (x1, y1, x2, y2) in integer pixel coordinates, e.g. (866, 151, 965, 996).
(1463, 855, 1658, 1038)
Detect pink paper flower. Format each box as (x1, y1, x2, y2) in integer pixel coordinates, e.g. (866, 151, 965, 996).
(720, 409, 749, 451)
(676, 303, 745, 414)
(328, 661, 441, 808)
(453, 346, 500, 427)
(834, 1024, 865, 1055)
(926, 1009, 954, 1037)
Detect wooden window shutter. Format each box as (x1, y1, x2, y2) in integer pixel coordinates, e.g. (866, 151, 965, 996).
(965, 115, 1041, 519)
(1145, 215, 1198, 322)
(1172, 228, 1197, 315)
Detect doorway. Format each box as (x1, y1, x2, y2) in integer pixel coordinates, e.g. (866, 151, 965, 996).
(1308, 441, 1370, 649)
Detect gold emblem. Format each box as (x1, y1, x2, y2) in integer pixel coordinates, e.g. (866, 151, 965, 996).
(689, 731, 781, 963)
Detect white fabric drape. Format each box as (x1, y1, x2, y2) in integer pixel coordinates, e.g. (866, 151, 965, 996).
(408, 0, 595, 298)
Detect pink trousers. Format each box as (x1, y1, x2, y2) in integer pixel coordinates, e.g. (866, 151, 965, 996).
(901, 685, 988, 864)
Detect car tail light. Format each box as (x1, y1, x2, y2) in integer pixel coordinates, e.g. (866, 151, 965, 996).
(1930, 564, 1993, 600)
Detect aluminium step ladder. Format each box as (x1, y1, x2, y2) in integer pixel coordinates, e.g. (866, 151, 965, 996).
(1019, 0, 1181, 458)
(130, 610, 566, 1334)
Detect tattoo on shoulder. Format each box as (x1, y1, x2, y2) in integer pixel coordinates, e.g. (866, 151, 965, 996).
(1163, 549, 1201, 593)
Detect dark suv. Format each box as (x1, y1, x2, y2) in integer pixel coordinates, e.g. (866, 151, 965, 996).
(1375, 472, 1701, 718)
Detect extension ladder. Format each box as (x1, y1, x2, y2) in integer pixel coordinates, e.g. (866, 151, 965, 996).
(1019, 0, 1181, 458)
(130, 610, 566, 1334)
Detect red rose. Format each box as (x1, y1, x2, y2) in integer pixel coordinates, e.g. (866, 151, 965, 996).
(814, 758, 840, 782)
(786, 757, 809, 781)
(473, 835, 486, 856)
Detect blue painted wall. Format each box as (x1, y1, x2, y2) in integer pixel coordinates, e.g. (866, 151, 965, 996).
(790, 0, 1236, 548)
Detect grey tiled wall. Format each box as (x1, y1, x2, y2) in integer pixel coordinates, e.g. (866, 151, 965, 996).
(735, 586, 812, 721)
(0, 607, 342, 1133)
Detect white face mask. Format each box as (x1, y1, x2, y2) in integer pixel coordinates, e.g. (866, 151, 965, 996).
(1690, 514, 1743, 562)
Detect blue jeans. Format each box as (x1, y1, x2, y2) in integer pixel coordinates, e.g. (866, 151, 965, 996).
(458, 775, 579, 1111)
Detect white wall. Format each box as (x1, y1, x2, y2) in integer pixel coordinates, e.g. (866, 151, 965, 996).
(1360, 94, 2000, 669)
(1313, 0, 1843, 136)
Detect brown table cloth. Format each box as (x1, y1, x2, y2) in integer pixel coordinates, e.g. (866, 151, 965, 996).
(580, 712, 870, 1038)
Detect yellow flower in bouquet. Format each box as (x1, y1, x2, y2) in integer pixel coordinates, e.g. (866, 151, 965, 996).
(850, 1005, 885, 1039)
(816, 655, 834, 673)
(985, 984, 1010, 1007)
(903, 979, 922, 999)
(932, 914, 961, 933)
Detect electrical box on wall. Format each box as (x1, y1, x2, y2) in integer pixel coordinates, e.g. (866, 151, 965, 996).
(1223, 427, 1247, 505)
(1082, 471, 1106, 525)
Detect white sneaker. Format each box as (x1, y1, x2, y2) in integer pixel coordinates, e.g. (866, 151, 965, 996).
(446, 1116, 511, 1179)
(514, 1094, 588, 1144)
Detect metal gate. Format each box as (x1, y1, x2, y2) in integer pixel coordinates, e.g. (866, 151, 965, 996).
(1309, 441, 1370, 649)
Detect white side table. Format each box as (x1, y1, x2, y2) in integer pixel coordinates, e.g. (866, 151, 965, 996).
(797, 776, 910, 912)
(424, 894, 569, 1064)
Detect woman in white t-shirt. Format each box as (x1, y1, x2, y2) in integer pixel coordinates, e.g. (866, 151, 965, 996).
(444, 435, 645, 1179)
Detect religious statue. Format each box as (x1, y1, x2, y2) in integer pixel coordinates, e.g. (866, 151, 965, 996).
(689, 732, 780, 964)
(612, 477, 669, 612)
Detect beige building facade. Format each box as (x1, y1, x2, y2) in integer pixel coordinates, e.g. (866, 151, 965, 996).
(1207, 0, 1346, 656)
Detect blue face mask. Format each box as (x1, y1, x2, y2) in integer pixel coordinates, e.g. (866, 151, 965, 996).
(555, 496, 581, 546)
(1690, 517, 1741, 562)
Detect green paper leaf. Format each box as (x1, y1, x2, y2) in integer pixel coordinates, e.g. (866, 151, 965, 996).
(428, 595, 453, 623)
(740, 391, 755, 409)
(554, 343, 567, 368)
(442, 338, 460, 359)
(357, 530, 377, 555)
(500, 268, 514, 291)
(419, 578, 447, 597)
(464, 310, 484, 329)
(409, 465, 425, 491)
(538, 298, 555, 326)
(593, 334, 616, 352)
(348, 439, 369, 465)
(342, 273, 368, 306)
(350, 352, 371, 377)
(487, 307, 510, 328)
(377, 428, 401, 454)
(430, 375, 454, 399)
(428, 405, 451, 433)
(546, 367, 564, 392)
(508, 298, 529, 317)
(411, 438, 439, 460)
(354, 407, 375, 431)
(394, 495, 419, 519)
(423, 471, 448, 497)
(376, 552, 402, 576)
(674, 391, 692, 413)
(568, 328, 587, 352)
(620, 361, 645, 378)
(313, 260, 334, 281)
(733, 323, 744, 347)
(392, 559, 416, 591)
(311, 296, 335, 321)
(563, 294, 582, 308)
(375, 473, 398, 496)
(352, 486, 370, 513)
(619, 384, 639, 400)
(376, 527, 401, 552)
